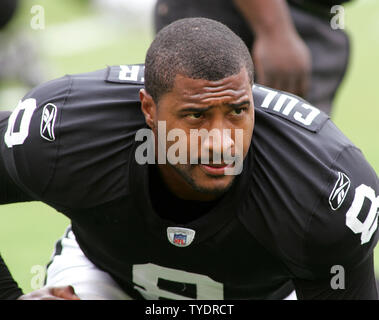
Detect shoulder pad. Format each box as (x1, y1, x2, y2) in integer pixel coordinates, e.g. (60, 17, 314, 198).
(106, 65, 145, 84)
(252, 84, 329, 133)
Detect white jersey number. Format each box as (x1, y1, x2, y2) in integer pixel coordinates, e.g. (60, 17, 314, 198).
(4, 99, 37, 148)
(346, 184, 379, 244)
(132, 263, 223, 300)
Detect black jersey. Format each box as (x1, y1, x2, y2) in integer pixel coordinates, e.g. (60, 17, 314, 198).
(1, 65, 378, 299)
(288, 0, 352, 7)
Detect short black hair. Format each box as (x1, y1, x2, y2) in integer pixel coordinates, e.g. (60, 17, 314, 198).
(145, 17, 254, 103)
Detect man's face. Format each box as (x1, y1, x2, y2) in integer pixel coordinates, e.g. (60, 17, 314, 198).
(141, 68, 254, 199)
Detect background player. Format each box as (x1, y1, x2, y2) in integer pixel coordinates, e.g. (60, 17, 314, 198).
(154, 0, 352, 115)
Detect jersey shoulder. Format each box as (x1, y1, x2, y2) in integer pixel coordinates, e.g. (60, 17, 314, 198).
(304, 145, 379, 277)
(252, 83, 329, 133)
(242, 85, 379, 278)
(1, 65, 146, 208)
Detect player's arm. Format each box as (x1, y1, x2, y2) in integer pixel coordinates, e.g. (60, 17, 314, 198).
(0, 254, 23, 299)
(232, 0, 311, 97)
(0, 77, 75, 299)
(0, 254, 79, 299)
(295, 146, 379, 299)
(0, 113, 33, 204)
(293, 253, 378, 299)
(0, 75, 71, 202)
(17, 285, 80, 300)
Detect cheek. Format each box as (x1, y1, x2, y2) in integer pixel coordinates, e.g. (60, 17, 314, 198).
(164, 124, 193, 163)
(240, 115, 254, 157)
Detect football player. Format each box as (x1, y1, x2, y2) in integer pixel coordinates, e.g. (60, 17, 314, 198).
(0, 18, 378, 300)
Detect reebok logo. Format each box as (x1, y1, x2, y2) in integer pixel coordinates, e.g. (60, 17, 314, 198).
(329, 172, 351, 210)
(40, 103, 57, 141)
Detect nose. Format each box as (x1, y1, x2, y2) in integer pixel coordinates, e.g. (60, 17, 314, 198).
(201, 128, 234, 164)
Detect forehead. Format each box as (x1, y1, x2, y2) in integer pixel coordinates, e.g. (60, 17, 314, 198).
(167, 68, 252, 106)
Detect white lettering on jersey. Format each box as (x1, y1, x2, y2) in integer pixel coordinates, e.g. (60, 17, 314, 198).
(118, 65, 144, 82)
(254, 85, 320, 127)
(293, 103, 320, 126)
(272, 93, 298, 115)
(4, 99, 37, 148)
(345, 184, 379, 245)
(133, 263, 223, 300)
(258, 86, 278, 109)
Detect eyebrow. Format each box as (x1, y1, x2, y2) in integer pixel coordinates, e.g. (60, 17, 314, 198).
(179, 101, 250, 113)
(227, 101, 251, 109)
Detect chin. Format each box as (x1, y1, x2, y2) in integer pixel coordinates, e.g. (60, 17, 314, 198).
(169, 163, 236, 196)
(189, 173, 236, 196)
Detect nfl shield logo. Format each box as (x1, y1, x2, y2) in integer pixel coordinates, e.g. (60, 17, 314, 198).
(173, 233, 187, 246)
(167, 227, 196, 247)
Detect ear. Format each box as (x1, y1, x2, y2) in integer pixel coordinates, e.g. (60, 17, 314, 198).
(139, 89, 156, 130)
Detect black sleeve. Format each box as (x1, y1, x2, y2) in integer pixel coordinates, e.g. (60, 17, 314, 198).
(0, 254, 23, 300)
(0, 112, 33, 204)
(1, 69, 141, 209)
(296, 146, 379, 299)
(293, 253, 378, 300)
(0, 149, 33, 204)
(0, 76, 71, 203)
(0, 113, 29, 299)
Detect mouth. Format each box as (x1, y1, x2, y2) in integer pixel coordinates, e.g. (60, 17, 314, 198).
(199, 163, 232, 176)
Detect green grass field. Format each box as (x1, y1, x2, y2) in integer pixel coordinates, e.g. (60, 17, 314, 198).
(0, 0, 378, 294)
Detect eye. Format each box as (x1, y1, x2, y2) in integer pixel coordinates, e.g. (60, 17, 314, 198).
(230, 107, 247, 116)
(187, 112, 203, 119)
